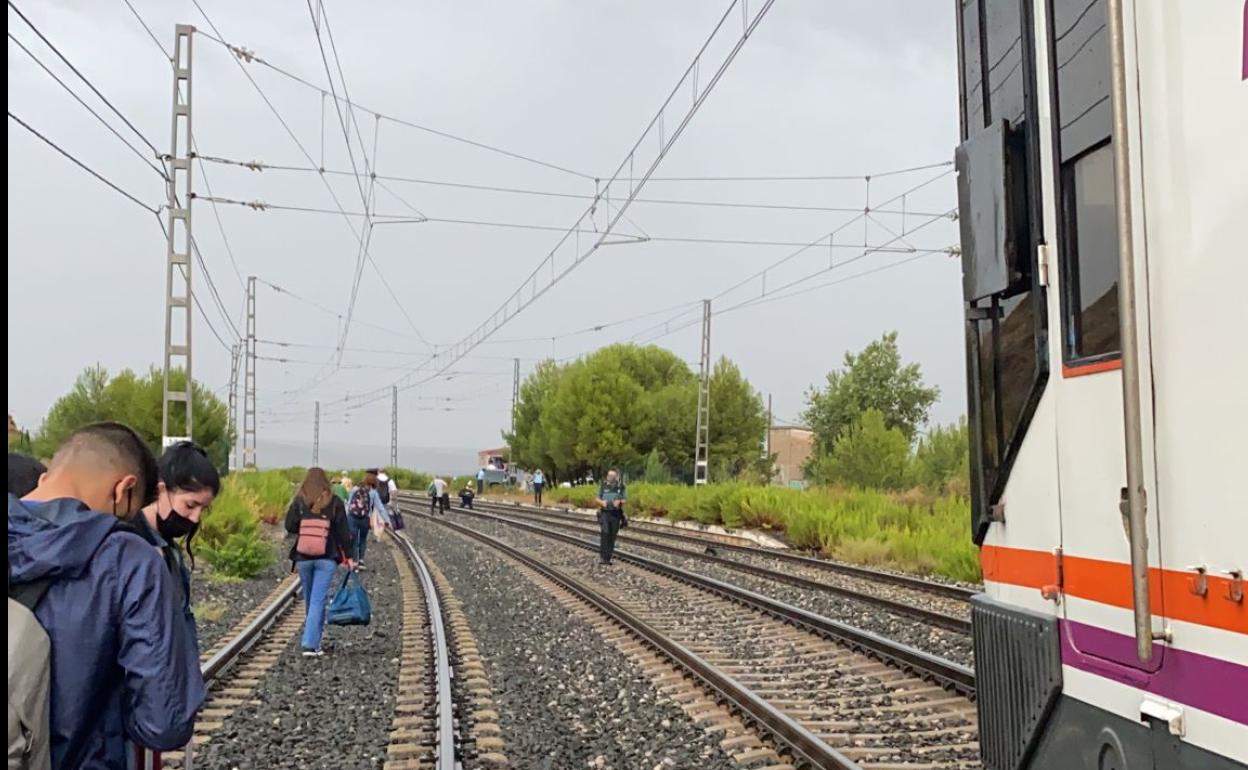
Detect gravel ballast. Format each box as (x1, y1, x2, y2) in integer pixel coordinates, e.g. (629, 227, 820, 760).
(191, 562, 288, 651)
(193, 541, 403, 770)
(411, 520, 742, 770)
(461, 511, 975, 666)
(441, 515, 982, 768)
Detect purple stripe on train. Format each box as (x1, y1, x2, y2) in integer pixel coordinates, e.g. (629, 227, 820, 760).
(1060, 619, 1248, 725)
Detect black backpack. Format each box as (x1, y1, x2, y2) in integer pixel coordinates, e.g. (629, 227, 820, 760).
(348, 488, 371, 517)
(377, 483, 390, 505)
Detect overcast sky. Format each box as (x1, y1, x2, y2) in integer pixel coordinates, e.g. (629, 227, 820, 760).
(7, 0, 963, 471)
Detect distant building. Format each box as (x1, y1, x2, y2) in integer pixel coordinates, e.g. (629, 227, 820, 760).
(768, 425, 813, 488)
(477, 447, 509, 470)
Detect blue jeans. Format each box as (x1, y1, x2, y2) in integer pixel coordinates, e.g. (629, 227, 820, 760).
(349, 515, 371, 561)
(297, 558, 338, 651)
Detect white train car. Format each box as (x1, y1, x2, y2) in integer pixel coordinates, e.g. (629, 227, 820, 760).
(953, 0, 1247, 768)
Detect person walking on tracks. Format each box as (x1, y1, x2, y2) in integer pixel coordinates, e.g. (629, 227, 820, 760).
(285, 467, 355, 656)
(346, 473, 386, 567)
(595, 468, 628, 565)
(429, 476, 450, 514)
(8, 422, 204, 770)
(532, 468, 546, 505)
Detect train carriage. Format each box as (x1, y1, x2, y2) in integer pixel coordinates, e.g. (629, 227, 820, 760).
(954, 0, 1248, 768)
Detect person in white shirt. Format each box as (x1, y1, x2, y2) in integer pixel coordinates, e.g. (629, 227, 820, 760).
(429, 476, 449, 514)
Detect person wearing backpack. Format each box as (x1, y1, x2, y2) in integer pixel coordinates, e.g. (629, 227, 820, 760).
(284, 467, 355, 656)
(8, 422, 204, 770)
(346, 473, 388, 566)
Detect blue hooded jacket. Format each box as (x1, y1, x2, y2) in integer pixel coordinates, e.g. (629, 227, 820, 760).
(7, 495, 206, 770)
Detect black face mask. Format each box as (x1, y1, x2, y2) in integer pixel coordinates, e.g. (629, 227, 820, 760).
(159, 508, 197, 540)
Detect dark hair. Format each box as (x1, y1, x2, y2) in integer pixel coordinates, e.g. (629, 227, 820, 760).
(158, 441, 221, 496)
(8, 453, 46, 497)
(63, 422, 159, 508)
(363, 471, 379, 489)
(157, 440, 219, 567)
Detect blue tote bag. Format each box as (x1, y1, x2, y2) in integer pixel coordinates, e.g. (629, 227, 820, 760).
(327, 569, 372, 626)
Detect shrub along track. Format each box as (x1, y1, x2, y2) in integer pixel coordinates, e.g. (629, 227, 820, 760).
(412, 508, 981, 770)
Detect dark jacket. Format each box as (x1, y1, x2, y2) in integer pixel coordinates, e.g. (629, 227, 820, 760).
(132, 513, 199, 652)
(284, 495, 352, 562)
(7, 495, 205, 770)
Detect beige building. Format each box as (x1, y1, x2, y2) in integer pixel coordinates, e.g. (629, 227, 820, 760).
(768, 425, 814, 488)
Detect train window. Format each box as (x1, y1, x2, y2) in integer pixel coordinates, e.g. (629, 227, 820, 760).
(1052, 0, 1120, 363)
(957, 0, 1048, 543)
(960, 0, 985, 132)
(983, 0, 1026, 125)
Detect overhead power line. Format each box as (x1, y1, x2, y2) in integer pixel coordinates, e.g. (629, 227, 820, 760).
(322, 0, 779, 413)
(190, 0, 434, 357)
(190, 25, 595, 180)
(195, 154, 953, 218)
(8, 111, 159, 215)
(9, 32, 168, 179)
(9, 1, 160, 158)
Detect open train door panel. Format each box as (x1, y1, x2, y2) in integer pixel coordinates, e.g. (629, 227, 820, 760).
(1040, 0, 1167, 675)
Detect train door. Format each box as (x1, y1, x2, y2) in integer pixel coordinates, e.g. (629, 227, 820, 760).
(1044, 0, 1165, 672)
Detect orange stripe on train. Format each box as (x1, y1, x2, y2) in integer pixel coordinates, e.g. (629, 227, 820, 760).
(980, 545, 1247, 635)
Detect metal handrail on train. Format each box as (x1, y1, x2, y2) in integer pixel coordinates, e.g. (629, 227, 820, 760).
(421, 512, 861, 770)
(389, 531, 457, 770)
(1106, 0, 1157, 663)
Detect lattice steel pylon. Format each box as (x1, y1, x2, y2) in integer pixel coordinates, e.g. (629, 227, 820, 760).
(160, 25, 195, 448)
(693, 299, 711, 485)
(243, 276, 257, 469)
(511, 358, 520, 435)
(227, 342, 240, 470)
(390, 385, 398, 467)
(313, 401, 320, 466)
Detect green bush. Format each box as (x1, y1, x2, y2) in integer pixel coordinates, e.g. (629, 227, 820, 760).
(808, 410, 911, 489)
(202, 530, 275, 579)
(568, 480, 979, 582)
(231, 471, 295, 524)
(198, 477, 261, 550)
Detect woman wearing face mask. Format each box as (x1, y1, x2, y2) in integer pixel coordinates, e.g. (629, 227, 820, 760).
(136, 441, 221, 650)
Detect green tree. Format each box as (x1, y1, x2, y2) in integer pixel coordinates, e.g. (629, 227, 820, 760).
(802, 332, 939, 458)
(33, 365, 233, 469)
(707, 357, 767, 480)
(504, 359, 564, 479)
(910, 418, 970, 493)
(503, 344, 766, 483)
(809, 409, 911, 489)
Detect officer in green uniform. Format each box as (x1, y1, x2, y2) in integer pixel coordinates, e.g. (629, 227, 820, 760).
(595, 468, 628, 565)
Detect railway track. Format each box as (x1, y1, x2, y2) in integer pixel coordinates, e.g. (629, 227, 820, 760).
(411, 506, 980, 769)
(154, 576, 302, 768)
(465, 498, 972, 634)
(476, 497, 978, 602)
(148, 537, 463, 769)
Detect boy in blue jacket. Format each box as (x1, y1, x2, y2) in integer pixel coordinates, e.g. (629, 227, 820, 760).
(8, 422, 205, 770)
